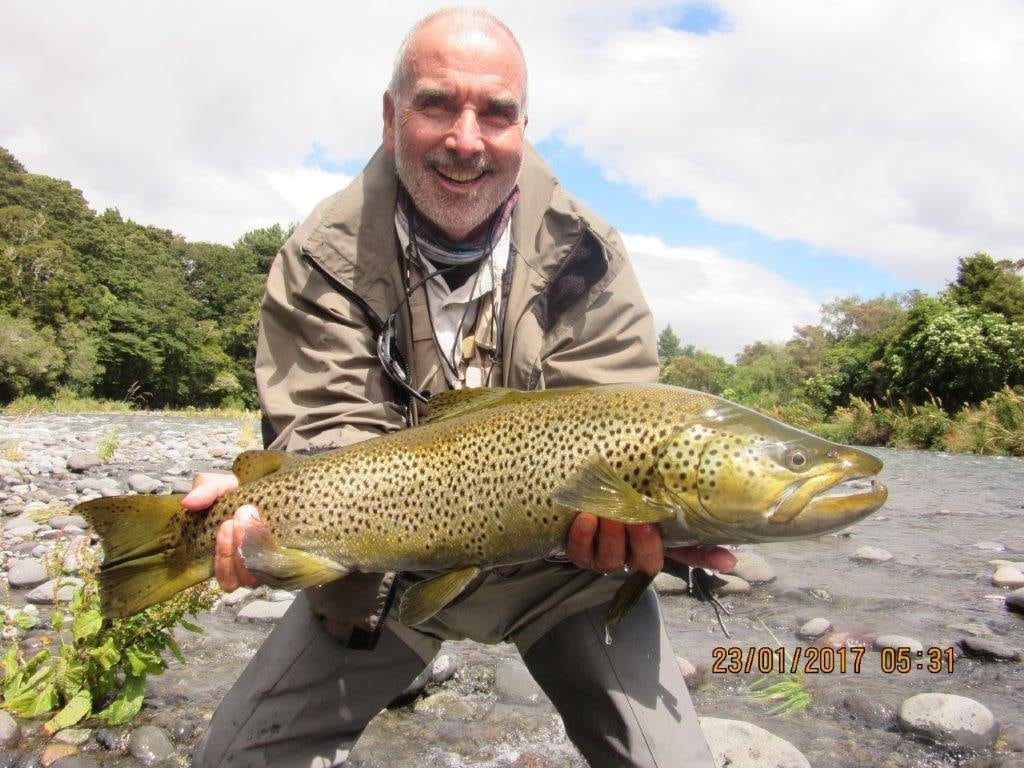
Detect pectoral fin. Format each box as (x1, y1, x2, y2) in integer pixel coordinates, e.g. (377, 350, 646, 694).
(605, 570, 656, 642)
(550, 455, 677, 524)
(239, 522, 349, 590)
(398, 566, 482, 626)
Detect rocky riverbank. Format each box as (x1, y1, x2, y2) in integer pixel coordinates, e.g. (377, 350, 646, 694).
(1, 413, 1022, 767)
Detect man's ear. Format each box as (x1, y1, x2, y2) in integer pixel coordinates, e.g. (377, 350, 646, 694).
(383, 91, 396, 152)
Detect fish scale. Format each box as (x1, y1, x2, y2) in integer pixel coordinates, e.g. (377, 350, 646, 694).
(75, 384, 887, 622)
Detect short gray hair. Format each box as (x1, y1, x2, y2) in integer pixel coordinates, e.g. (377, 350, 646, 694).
(387, 7, 528, 112)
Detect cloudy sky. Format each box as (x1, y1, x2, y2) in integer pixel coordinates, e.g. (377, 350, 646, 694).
(3, 1, 1022, 359)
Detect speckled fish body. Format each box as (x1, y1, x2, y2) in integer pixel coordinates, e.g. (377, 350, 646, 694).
(76, 384, 887, 619)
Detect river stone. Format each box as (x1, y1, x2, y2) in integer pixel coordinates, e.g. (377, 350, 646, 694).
(958, 636, 1022, 662)
(166, 717, 199, 743)
(494, 659, 544, 704)
(653, 572, 687, 595)
(713, 574, 751, 595)
(1007, 589, 1024, 615)
(993, 567, 1024, 589)
(49, 757, 98, 768)
(411, 689, 476, 720)
(97, 480, 121, 497)
(3, 516, 39, 533)
(852, 546, 893, 562)
(731, 551, 776, 583)
(797, 618, 832, 639)
(93, 728, 129, 754)
(874, 634, 925, 654)
(53, 729, 91, 746)
(128, 725, 174, 765)
(40, 743, 78, 765)
(126, 474, 162, 494)
(0, 711, 18, 749)
(46, 515, 88, 531)
(67, 453, 100, 473)
(817, 625, 877, 650)
(948, 621, 995, 638)
(169, 478, 193, 494)
(898, 693, 999, 750)
(430, 653, 458, 684)
(699, 716, 810, 768)
(843, 692, 897, 727)
(26, 578, 82, 604)
(266, 589, 295, 602)
(236, 599, 290, 623)
(677, 656, 706, 689)
(7, 558, 48, 589)
(218, 587, 252, 607)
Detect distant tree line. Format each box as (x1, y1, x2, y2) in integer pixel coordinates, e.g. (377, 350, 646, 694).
(0, 147, 289, 408)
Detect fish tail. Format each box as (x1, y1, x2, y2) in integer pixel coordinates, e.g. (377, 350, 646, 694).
(75, 494, 212, 619)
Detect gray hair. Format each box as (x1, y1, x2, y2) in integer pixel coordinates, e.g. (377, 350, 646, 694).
(387, 7, 529, 113)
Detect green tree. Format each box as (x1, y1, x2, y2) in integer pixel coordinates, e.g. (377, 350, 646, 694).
(660, 348, 733, 394)
(657, 325, 683, 362)
(947, 252, 1024, 324)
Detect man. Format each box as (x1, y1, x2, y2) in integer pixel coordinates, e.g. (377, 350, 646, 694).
(190, 9, 734, 768)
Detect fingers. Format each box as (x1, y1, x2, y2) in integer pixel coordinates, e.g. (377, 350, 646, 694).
(594, 519, 626, 573)
(567, 513, 598, 570)
(665, 545, 737, 573)
(626, 524, 664, 576)
(213, 505, 261, 592)
(182, 472, 239, 511)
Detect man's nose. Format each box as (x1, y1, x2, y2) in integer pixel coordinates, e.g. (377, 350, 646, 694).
(445, 108, 484, 157)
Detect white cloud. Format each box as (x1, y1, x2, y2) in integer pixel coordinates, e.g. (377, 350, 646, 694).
(2, 0, 1021, 284)
(624, 234, 821, 359)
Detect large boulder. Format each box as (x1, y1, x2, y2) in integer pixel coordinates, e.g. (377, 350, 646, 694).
(699, 717, 810, 768)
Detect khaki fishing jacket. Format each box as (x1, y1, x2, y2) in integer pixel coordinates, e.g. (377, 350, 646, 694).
(254, 143, 659, 648)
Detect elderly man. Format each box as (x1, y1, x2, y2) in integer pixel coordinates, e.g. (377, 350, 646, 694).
(191, 9, 733, 768)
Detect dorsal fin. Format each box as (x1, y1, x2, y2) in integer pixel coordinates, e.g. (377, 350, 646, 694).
(424, 387, 519, 423)
(232, 449, 296, 485)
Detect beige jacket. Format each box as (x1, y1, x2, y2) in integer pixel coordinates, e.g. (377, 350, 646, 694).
(255, 143, 659, 648)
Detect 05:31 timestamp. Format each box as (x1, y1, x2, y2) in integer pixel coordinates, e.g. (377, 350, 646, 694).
(710, 645, 956, 674)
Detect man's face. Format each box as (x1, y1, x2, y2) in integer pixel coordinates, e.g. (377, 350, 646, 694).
(384, 22, 527, 242)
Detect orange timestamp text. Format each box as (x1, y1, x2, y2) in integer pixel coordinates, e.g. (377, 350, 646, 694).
(710, 645, 955, 675)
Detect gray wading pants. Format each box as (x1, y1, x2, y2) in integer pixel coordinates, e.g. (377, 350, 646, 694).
(195, 589, 715, 768)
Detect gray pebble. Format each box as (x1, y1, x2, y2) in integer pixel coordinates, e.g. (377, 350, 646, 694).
(266, 589, 296, 602)
(411, 689, 476, 719)
(993, 567, 1024, 589)
(712, 574, 751, 595)
(236, 599, 290, 623)
(128, 725, 175, 766)
(49, 757, 98, 768)
(844, 692, 897, 727)
(494, 658, 544, 704)
(67, 453, 100, 473)
(126, 474, 162, 494)
(47, 515, 88, 530)
(25, 577, 82, 604)
(958, 636, 1022, 662)
(53, 728, 91, 746)
(797, 618, 832, 639)
(852, 546, 893, 562)
(166, 717, 199, 743)
(429, 653, 458, 685)
(898, 692, 999, 750)
(0, 711, 18, 750)
(3, 516, 39, 534)
(874, 634, 925, 654)
(730, 551, 776, 583)
(6, 559, 48, 589)
(218, 587, 252, 607)
(93, 728, 129, 754)
(699, 716, 810, 768)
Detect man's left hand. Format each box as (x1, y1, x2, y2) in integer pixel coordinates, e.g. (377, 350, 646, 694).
(566, 512, 736, 576)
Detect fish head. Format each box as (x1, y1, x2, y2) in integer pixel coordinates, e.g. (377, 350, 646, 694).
(656, 401, 887, 543)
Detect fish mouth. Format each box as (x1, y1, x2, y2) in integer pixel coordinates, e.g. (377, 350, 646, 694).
(767, 477, 887, 538)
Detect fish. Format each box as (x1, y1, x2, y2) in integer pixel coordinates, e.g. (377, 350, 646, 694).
(74, 384, 887, 628)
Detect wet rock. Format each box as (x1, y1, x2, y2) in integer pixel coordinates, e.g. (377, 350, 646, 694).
(236, 599, 290, 623)
(731, 551, 776, 583)
(128, 725, 174, 765)
(430, 653, 458, 685)
(3, 516, 40, 534)
(494, 659, 544, 704)
(817, 625, 877, 649)
(7, 559, 48, 589)
(218, 586, 252, 607)
(899, 692, 999, 750)
(775, 588, 813, 604)
(713, 574, 751, 595)
(677, 656, 706, 689)
(26, 578, 82, 604)
(169, 478, 193, 494)
(874, 634, 925, 654)
(40, 743, 77, 766)
(699, 716, 810, 768)
(653, 572, 687, 595)
(1007, 589, 1024, 615)
(958, 636, 1022, 662)
(843, 692, 897, 727)
(46, 515, 88, 531)
(67, 453, 99, 473)
(852, 546, 892, 563)
(93, 728, 129, 754)
(993, 567, 1024, 589)
(948, 621, 996, 638)
(411, 689, 476, 720)
(49, 757, 98, 768)
(266, 589, 296, 602)
(126, 474, 162, 494)
(52, 729, 90, 746)
(0, 711, 18, 749)
(97, 480, 121, 497)
(797, 618, 831, 639)
(166, 717, 199, 743)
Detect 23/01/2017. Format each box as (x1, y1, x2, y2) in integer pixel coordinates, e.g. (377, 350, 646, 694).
(710, 645, 956, 674)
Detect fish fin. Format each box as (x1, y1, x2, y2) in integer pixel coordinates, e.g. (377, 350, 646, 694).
(424, 387, 518, 423)
(397, 566, 482, 626)
(550, 455, 677, 524)
(75, 495, 212, 618)
(239, 521, 349, 590)
(605, 570, 656, 640)
(232, 449, 296, 484)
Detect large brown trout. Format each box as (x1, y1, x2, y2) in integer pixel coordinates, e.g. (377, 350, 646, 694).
(76, 384, 887, 626)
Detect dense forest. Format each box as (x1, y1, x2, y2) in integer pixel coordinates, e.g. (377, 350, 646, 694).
(2, 147, 1022, 452)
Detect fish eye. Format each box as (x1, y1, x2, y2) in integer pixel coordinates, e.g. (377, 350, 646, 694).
(785, 447, 811, 471)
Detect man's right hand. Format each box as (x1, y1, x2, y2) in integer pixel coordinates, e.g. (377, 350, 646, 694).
(182, 472, 261, 592)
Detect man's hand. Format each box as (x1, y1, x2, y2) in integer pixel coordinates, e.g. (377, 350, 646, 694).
(181, 472, 261, 592)
(567, 512, 736, 575)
